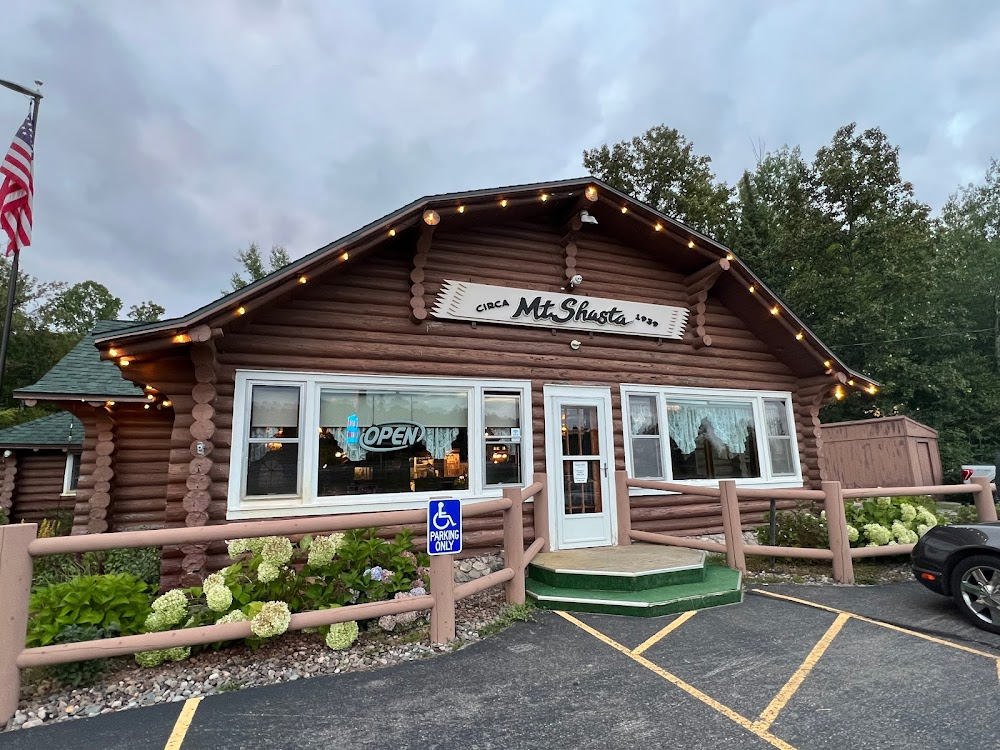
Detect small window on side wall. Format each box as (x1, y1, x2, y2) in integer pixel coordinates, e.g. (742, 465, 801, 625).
(484, 392, 522, 486)
(62, 453, 81, 495)
(764, 398, 796, 476)
(245, 384, 302, 497)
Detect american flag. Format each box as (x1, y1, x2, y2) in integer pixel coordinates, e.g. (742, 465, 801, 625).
(0, 114, 34, 256)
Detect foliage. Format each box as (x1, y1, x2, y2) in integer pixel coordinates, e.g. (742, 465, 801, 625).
(228, 241, 291, 292)
(946, 503, 1000, 524)
(133, 528, 428, 667)
(27, 574, 151, 648)
(103, 547, 161, 588)
(583, 125, 736, 240)
(756, 496, 945, 551)
(127, 300, 166, 322)
(585, 123, 1000, 481)
(757, 504, 829, 549)
(42, 281, 123, 335)
(32, 552, 104, 591)
(477, 602, 536, 639)
(46, 623, 120, 687)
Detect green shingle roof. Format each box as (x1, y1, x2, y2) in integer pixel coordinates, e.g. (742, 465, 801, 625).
(15, 321, 146, 400)
(0, 411, 83, 448)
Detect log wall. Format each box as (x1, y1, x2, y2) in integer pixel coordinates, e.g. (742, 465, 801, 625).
(7, 451, 74, 525)
(191, 221, 827, 560)
(109, 404, 173, 531)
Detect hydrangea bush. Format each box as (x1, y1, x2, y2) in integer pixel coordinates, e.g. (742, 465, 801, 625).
(758, 495, 944, 550)
(134, 527, 430, 668)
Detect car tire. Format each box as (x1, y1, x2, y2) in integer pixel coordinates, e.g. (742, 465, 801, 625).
(949, 555, 1000, 634)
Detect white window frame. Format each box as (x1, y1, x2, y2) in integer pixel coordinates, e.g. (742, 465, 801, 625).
(620, 384, 803, 495)
(229, 370, 532, 519)
(61, 452, 80, 496)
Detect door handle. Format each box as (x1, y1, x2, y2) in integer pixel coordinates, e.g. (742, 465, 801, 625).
(603, 462, 608, 478)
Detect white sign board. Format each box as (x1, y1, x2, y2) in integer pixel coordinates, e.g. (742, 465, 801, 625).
(432, 280, 688, 339)
(572, 461, 589, 484)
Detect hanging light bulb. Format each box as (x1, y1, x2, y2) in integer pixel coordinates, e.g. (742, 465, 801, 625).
(388, 228, 396, 237)
(584, 186, 598, 201)
(457, 205, 465, 214)
(500, 199, 508, 208)
(795, 332, 804, 341)
(620, 206, 628, 214)
(540, 193, 549, 202)
(654, 223, 663, 232)
(422, 209, 440, 226)
(770, 306, 780, 316)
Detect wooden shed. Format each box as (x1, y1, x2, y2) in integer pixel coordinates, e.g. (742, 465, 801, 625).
(819, 415, 942, 489)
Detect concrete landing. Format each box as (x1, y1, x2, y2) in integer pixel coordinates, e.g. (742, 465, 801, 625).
(531, 544, 705, 576)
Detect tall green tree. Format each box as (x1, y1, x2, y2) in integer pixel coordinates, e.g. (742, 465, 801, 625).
(228, 242, 291, 292)
(583, 125, 736, 240)
(128, 300, 166, 322)
(43, 281, 123, 335)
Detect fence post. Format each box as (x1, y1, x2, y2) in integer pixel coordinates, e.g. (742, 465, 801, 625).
(719, 480, 746, 573)
(822, 480, 855, 585)
(531, 471, 550, 553)
(503, 487, 525, 605)
(616, 470, 632, 546)
(0, 523, 35, 726)
(972, 477, 998, 523)
(429, 552, 455, 644)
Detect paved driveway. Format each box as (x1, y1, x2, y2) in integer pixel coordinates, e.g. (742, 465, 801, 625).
(1, 581, 998, 750)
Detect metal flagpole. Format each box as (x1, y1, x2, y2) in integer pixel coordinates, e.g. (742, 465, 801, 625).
(0, 81, 42, 407)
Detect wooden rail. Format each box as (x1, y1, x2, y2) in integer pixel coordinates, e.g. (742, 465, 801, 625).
(618, 472, 997, 586)
(0, 481, 549, 726)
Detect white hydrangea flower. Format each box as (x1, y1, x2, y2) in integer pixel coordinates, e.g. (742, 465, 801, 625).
(216, 609, 248, 624)
(916, 523, 930, 537)
(147, 589, 188, 630)
(891, 520, 918, 545)
(862, 523, 893, 546)
(899, 503, 917, 523)
(250, 601, 291, 638)
(846, 525, 859, 543)
(206, 585, 234, 612)
(307, 533, 345, 567)
(916, 508, 937, 527)
(325, 621, 359, 650)
(257, 561, 281, 583)
(203, 572, 225, 591)
(260, 536, 294, 565)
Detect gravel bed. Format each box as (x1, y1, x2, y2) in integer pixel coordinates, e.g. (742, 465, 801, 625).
(6, 587, 508, 732)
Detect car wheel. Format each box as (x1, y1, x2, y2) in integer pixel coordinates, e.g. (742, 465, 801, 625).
(950, 555, 1000, 634)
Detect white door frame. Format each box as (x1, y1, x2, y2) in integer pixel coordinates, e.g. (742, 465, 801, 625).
(543, 384, 618, 550)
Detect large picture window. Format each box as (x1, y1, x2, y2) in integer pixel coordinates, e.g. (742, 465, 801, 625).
(622, 385, 801, 488)
(231, 373, 531, 518)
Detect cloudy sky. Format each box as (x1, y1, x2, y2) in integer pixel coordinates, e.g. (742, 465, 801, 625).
(1, 1, 998, 316)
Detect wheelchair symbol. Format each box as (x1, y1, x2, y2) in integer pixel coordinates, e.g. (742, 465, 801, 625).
(431, 501, 457, 531)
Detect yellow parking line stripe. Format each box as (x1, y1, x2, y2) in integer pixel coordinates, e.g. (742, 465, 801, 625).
(751, 588, 1000, 661)
(556, 611, 799, 750)
(632, 610, 698, 655)
(164, 697, 202, 750)
(753, 613, 849, 732)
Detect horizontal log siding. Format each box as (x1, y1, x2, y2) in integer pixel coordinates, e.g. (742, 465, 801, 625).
(109, 404, 172, 531)
(205, 221, 822, 550)
(9, 452, 73, 525)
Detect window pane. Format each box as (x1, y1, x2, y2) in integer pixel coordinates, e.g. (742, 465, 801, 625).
(769, 437, 795, 475)
(317, 388, 470, 497)
(250, 386, 300, 439)
(485, 393, 520, 429)
(69, 455, 81, 491)
(628, 395, 659, 436)
(562, 406, 599, 456)
(485, 442, 522, 486)
(667, 399, 760, 480)
(562, 459, 602, 514)
(764, 399, 790, 437)
(631, 437, 663, 478)
(246, 442, 299, 496)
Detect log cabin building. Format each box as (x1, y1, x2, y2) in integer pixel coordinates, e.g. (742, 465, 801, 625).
(10, 178, 876, 588)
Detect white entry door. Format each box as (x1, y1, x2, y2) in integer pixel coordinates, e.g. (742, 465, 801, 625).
(544, 385, 617, 550)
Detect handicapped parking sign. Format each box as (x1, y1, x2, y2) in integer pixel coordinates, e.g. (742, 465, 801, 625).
(427, 499, 462, 555)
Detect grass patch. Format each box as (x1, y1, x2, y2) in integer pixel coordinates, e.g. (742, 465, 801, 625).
(477, 601, 536, 638)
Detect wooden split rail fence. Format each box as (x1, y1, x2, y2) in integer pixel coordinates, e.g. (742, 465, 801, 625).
(616, 471, 998, 585)
(0, 482, 546, 726)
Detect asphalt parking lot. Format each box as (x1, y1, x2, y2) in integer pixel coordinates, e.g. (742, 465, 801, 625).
(1, 581, 998, 750)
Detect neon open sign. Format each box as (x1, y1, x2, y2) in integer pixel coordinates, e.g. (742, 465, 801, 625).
(359, 422, 426, 452)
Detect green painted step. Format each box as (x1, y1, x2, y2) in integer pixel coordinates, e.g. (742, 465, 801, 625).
(527, 560, 704, 591)
(526, 565, 743, 618)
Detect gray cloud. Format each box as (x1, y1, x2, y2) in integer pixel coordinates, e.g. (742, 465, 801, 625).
(0, 0, 997, 316)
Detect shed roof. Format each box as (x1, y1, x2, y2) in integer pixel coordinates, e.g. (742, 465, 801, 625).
(0, 411, 83, 449)
(15, 320, 147, 401)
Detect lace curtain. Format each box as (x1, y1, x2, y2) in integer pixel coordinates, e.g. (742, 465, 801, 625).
(668, 403, 754, 456)
(331, 428, 368, 462)
(422, 427, 459, 459)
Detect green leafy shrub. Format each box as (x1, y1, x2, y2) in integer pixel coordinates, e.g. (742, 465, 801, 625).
(757, 505, 829, 549)
(104, 547, 161, 588)
(756, 495, 946, 550)
(27, 573, 152, 648)
(133, 528, 429, 667)
(948, 503, 1000, 524)
(32, 552, 103, 591)
(46, 623, 121, 687)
